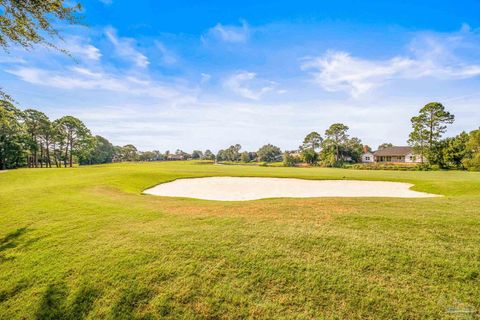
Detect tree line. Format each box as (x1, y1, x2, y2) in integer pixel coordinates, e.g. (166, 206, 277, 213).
(1, 100, 479, 171)
(292, 102, 479, 170)
(407, 102, 479, 170)
(0, 101, 190, 170)
(214, 102, 479, 171)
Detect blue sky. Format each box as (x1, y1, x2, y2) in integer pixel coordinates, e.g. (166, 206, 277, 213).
(1, 0, 480, 151)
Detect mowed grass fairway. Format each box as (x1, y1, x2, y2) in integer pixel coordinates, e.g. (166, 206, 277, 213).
(1, 162, 480, 319)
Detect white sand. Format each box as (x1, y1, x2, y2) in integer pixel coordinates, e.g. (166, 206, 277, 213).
(143, 177, 439, 201)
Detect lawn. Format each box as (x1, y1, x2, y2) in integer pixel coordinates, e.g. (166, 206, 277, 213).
(0, 161, 479, 319)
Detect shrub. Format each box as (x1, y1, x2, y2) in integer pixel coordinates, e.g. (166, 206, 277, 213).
(350, 163, 426, 171)
(283, 152, 300, 167)
(301, 149, 318, 165)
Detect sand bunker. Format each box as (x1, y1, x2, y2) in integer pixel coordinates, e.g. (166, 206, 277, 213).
(144, 177, 439, 201)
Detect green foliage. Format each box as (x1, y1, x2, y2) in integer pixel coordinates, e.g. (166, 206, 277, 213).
(345, 137, 363, 162)
(0, 0, 83, 100)
(0, 102, 25, 169)
(283, 152, 300, 167)
(351, 163, 425, 171)
(119, 144, 138, 162)
(240, 151, 250, 163)
(203, 149, 215, 161)
(54, 115, 92, 167)
(443, 132, 469, 168)
(377, 142, 393, 150)
(319, 148, 336, 167)
(1, 100, 108, 169)
(301, 131, 322, 151)
(191, 150, 203, 159)
(463, 129, 480, 171)
(80, 135, 115, 165)
(323, 123, 349, 163)
(0, 0, 82, 50)
(427, 132, 470, 169)
(301, 148, 318, 165)
(408, 102, 455, 163)
(23, 108, 52, 167)
(320, 123, 363, 166)
(257, 144, 282, 162)
(428, 139, 449, 169)
(217, 144, 242, 162)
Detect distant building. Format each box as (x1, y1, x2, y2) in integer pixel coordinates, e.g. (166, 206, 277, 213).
(167, 154, 185, 161)
(361, 146, 374, 163)
(361, 146, 424, 163)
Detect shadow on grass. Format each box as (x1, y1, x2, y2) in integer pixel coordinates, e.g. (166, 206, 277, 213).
(0, 279, 30, 303)
(35, 283, 101, 320)
(34, 283, 156, 320)
(111, 285, 154, 320)
(0, 227, 28, 263)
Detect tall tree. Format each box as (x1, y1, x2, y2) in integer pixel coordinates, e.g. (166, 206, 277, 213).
(301, 148, 318, 165)
(224, 144, 241, 162)
(345, 137, 364, 162)
(257, 144, 282, 162)
(121, 144, 138, 161)
(203, 149, 215, 160)
(323, 123, 349, 163)
(0, 101, 25, 169)
(38, 117, 54, 168)
(301, 131, 322, 151)
(54, 116, 91, 167)
(23, 109, 50, 167)
(441, 132, 470, 169)
(240, 151, 250, 163)
(191, 150, 203, 159)
(463, 129, 480, 171)
(80, 135, 114, 165)
(408, 102, 454, 163)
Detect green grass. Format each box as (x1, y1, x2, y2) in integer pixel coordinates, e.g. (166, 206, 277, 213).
(1, 161, 479, 319)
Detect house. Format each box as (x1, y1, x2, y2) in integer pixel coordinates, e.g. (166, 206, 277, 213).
(361, 146, 374, 163)
(373, 146, 423, 163)
(166, 154, 185, 161)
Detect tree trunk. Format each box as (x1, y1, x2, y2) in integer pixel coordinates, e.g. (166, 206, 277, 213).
(40, 143, 43, 168)
(69, 139, 73, 167)
(45, 139, 51, 168)
(64, 143, 68, 168)
(33, 134, 37, 168)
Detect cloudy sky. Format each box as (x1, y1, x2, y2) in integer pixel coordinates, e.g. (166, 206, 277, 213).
(1, 0, 480, 151)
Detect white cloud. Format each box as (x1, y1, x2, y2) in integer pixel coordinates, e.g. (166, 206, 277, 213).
(204, 20, 250, 43)
(301, 51, 415, 97)
(302, 28, 480, 97)
(5, 66, 189, 101)
(64, 37, 102, 61)
(155, 41, 177, 65)
(224, 71, 275, 100)
(105, 27, 149, 68)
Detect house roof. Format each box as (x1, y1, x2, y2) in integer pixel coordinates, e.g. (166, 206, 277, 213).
(374, 146, 413, 156)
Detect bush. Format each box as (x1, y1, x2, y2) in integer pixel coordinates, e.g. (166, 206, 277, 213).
(301, 149, 318, 165)
(350, 163, 426, 171)
(257, 144, 282, 163)
(283, 152, 300, 167)
(463, 154, 480, 171)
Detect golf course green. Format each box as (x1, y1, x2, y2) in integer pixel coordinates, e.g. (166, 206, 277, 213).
(1, 161, 479, 319)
